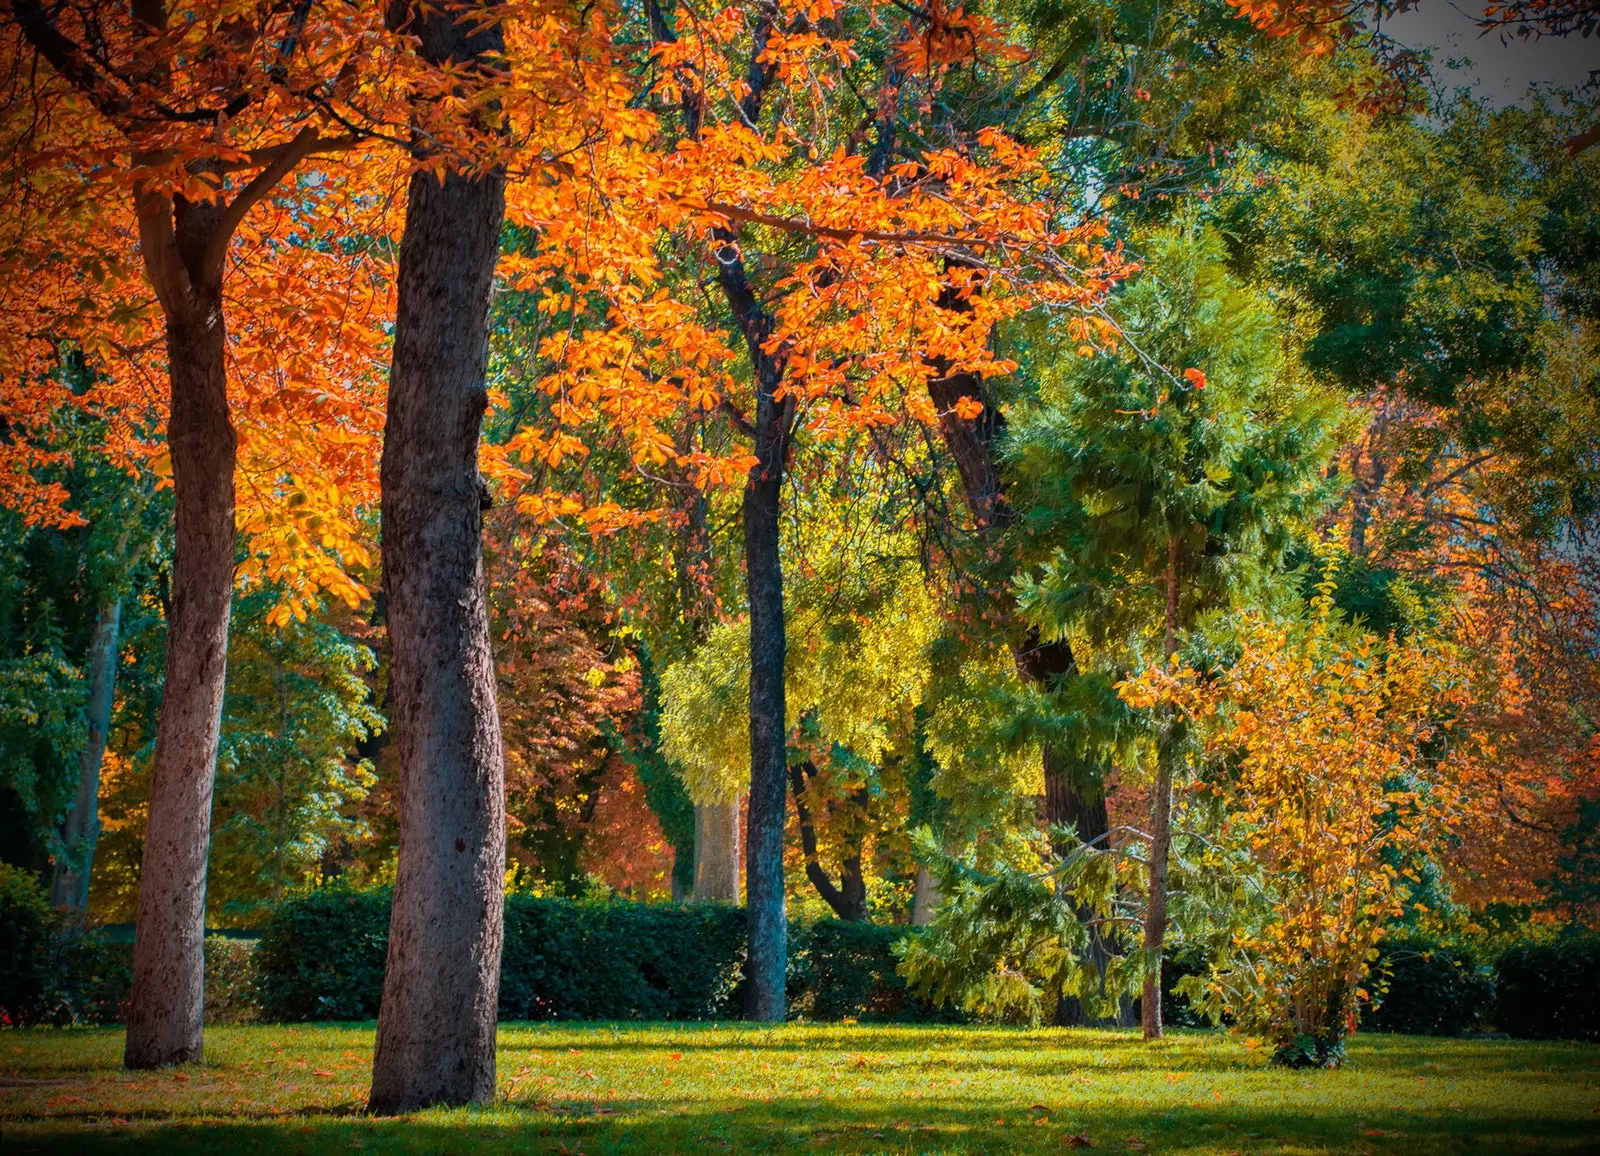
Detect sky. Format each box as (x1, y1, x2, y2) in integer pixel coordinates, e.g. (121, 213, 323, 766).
(1382, 2, 1600, 106)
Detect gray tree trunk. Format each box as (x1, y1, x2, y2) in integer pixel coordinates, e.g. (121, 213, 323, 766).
(743, 417, 788, 1021)
(50, 596, 121, 911)
(125, 262, 236, 1069)
(367, 3, 508, 1116)
(693, 800, 742, 903)
(911, 866, 939, 927)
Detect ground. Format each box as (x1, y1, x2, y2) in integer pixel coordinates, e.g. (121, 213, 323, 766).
(1, 1023, 1597, 1153)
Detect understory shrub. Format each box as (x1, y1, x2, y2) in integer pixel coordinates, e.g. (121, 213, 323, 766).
(1363, 939, 1493, 1037)
(1493, 935, 1600, 1041)
(0, 863, 129, 1026)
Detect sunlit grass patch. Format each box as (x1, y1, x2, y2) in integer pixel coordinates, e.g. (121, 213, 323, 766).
(2, 1023, 1596, 1153)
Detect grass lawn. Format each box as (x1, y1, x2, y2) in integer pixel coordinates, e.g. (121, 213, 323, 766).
(2, 1023, 1597, 1154)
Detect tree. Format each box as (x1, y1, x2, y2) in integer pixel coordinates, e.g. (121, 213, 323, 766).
(518, 0, 1126, 1017)
(207, 588, 381, 917)
(1008, 223, 1342, 1036)
(366, 0, 510, 1114)
(0, 402, 163, 897)
(1121, 564, 1475, 1066)
(3, 1, 394, 1066)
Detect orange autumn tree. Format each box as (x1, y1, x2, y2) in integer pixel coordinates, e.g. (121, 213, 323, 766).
(487, 516, 671, 897)
(2, 0, 402, 1067)
(485, 0, 1128, 1018)
(1120, 558, 1476, 1067)
(1334, 386, 1600, 912)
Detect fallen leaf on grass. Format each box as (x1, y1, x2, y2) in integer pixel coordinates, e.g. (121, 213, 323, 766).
(314, 1070, 336, 1078)
(1362, 1129, 1385, 1138)
(1067, 1135, 1096, 1148)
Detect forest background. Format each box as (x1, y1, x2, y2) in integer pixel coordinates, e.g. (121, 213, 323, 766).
(1, 0, 1598, 1076)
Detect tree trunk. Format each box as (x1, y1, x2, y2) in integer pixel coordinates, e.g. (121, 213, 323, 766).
(744, 407, 788, 1020)
(368, 2, 508, 1113)
(693, 800, 742, 903)
(1142, 537, 1182, 1041)
(125, 282, 236, 1069)
(50, 596, 121, 911)
(926, 370, 1110, 859)
(1142, 747, 1174, 1040)
(1042, 755, 1120, 1028)
(911, 866, 939, 927)
(790, 766, 869, 922)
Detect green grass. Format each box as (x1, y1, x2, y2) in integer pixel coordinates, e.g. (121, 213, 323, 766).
(2, 1023, 1596, 1153)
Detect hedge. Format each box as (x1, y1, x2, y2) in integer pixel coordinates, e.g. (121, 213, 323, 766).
(252, 889, 951, 1024)
(1493, 935, 1600, 1042)
(1363, 939, 1494, 1037)
(0, 863, 128, 1026)
(789, 919, 961, 1023)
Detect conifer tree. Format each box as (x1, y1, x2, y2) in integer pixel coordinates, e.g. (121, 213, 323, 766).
(918, 222, 1343, 1033)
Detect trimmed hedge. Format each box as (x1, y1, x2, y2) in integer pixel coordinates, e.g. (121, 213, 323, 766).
(789, 919, 959, 1023)
(1494, 936, 1600, 1042)
(253, 890, 950, 1024)
(499, 899, 746, 1021)
(1363, 939, 1493, 1037)
(252, 888, 389, 1021)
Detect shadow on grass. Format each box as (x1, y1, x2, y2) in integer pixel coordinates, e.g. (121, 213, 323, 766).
(5, 1094, 1599, 1155)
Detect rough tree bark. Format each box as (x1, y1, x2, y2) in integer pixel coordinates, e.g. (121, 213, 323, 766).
(742, 364, 790, 1020)
(49, 595, 121, 911)
(367, 0, 508, 1115)
(693, 800, 742, 903)
(124, 261, 237, 1068)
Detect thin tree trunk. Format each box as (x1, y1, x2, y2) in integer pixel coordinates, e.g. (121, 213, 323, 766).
(911, 866, 939, 926)
(790, 767, 869, 922)
(1142, 536, 1181, 1041)
(368, 0, 508, 1114)
(693, 800, 742, 903)
(743, 392, 788, 1020)
(125, 279, 237, 1069)
(50, 596, 121, 911)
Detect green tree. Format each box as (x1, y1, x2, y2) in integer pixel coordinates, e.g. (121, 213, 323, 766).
(907, 220, 1343, 1033)
(207, 588, 382, 921)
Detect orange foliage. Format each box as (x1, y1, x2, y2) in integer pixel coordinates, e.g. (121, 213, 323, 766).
(0, 0, 404, 618)
(488, 1, 1130, 524)
(1121, 565, 1477, 1045)
(1334, 389, 1600, 909)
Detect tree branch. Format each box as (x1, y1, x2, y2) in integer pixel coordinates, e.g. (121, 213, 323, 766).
(201, 126, 323, 287)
